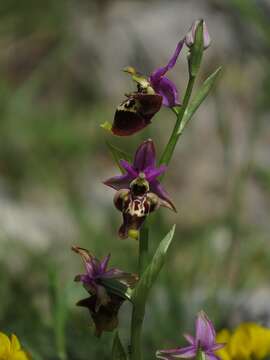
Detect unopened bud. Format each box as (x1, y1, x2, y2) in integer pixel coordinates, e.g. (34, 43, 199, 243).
(185, 20, 211, 50)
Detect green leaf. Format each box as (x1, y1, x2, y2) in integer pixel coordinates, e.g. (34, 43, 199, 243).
(112, 332, 127, 360)
(189, 20, 204, 77)
(177, 66, 222, 136)
(48, 268, 68, 360)
(106, 141, 131, 174)
(132, 225, 176, 306)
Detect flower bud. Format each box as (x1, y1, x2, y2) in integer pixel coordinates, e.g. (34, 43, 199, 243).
(185, 20, 211, 50)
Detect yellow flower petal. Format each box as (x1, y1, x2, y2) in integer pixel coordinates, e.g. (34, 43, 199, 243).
(246, 323, 270, 359)
(215, 329, 232, 360)
(216, 323, 270, 360)
(216, 329, 231, 343)
(0, 333, 11, 357)
(11, 350, 30, 360)
(228, 324, 252, 360)
(10, 335, 21, 352)
(0, 333, 30, 360)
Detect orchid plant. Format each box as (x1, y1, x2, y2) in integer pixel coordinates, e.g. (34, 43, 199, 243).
(73, 20, 223, 360)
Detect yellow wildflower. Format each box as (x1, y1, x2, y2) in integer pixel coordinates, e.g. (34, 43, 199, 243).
(216, 329, 231, 360)
(216, 323, 270, 360)
(0, 332, 30, 360)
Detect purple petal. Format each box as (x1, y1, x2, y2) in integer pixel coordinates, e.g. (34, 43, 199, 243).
(85, 261, 95, 277)
(144, 165, 167, 182)
(150, 39, 184, 84)
(133, 139, 156, 171)
(150, 180, 176, 211)
(152, 76, 180, 107)
(103, 173, 134, 191)
(157, 345, 196, 359)
(183, 334, 195, 345)
(99, 254, 111, 273)
(119, 160, 138, 177)
(195, 311, 216, 349)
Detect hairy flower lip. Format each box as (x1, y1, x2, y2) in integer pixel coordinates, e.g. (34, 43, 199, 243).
(110, 38, 185, 136)
(104, 139, 176, 212)
(111, 93, 163, 136)
(104, 139, 176, 238)
(114, 189, 160, 239)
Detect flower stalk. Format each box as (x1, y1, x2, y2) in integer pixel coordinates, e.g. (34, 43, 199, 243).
(138, 222, 149, 275)
(129, 221, 149, 360)
(71, 17, 220, 360)
(159, 74, 196, 167)
(130, 303, 146, 360)
(159, 21, 205, 167)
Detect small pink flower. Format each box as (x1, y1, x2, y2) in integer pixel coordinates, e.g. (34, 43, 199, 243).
(156, 311, 225, 360)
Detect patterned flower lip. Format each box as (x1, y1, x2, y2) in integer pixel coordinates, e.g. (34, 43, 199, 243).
(104, 139, 175, 211)
(156, 311, 225, 360)
(112, 93, 163, 136)
(104, 139, 176, 239)
(106, 38, 185, 137)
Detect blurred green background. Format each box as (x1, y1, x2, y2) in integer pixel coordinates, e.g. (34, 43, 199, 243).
(0, 0, 270, 359)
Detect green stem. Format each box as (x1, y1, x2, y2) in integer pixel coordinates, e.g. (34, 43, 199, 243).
(130, 303, 145, 360)
(129, 73, 196, 360)
(159, 75, 196, 166)
(130, 223, 149, 360)
(138, 222, 149, 275)
(49, 270, 67, 360)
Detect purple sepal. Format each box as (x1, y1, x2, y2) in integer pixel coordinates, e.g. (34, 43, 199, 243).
(149, 39, 184, 107)
(156, 311, 224, 359)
